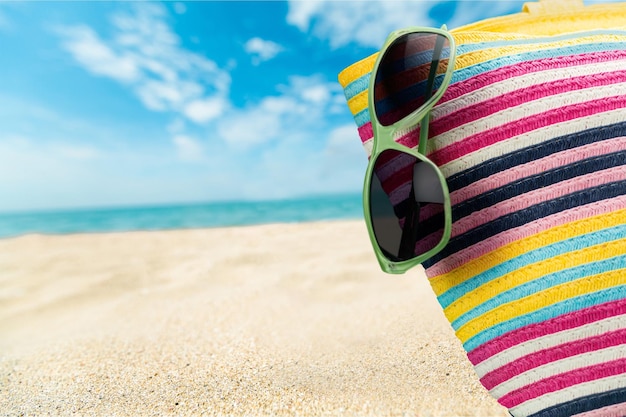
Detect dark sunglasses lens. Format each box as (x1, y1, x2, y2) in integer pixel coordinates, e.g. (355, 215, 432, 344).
(369, 149, 446, 262)
(374, 32, 451, 126)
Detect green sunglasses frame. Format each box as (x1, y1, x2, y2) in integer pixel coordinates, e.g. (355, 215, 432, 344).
(363, 26, 457, 274)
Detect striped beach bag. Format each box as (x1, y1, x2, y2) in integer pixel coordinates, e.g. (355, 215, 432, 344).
(338, 0, 626, 416)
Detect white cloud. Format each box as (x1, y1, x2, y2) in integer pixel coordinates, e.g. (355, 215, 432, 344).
(57, 25, 141, 83)
(216, 75, 342, 149)
(56, 3, 230, 124)
(183, 97, 227, 124)
(287, 1, 431, 49)
(287, 1, 522, 49)
(325, 124, 363, 157)
(301, 84, 330, 104)
(204, 73, 366, 200)
(173, 134, 203, 161)
(244, 37, 284, 64)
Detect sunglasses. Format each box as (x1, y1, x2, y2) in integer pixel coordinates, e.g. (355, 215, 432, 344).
(363, 27, 456, 274)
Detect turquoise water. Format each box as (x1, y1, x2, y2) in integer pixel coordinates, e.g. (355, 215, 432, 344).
(0, 194, 364, 239)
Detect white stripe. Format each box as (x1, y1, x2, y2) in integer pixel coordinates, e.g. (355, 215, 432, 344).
(475, 314, 626, 378)
(439, 107, 626, 178)
(509, 374, 626, 417)
(431, 59, 626, 120)
(364, 139, 374, 158)
(429, 82, 626, 151)
(490, 344, 626, 399)
(361, 61, 626, 159)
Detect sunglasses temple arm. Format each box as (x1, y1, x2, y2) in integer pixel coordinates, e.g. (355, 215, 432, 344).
(398, 185, 421, 260)
(423, 34, 445, 107)
(419, 34, 445, 155)
(418, 117, 429, 155)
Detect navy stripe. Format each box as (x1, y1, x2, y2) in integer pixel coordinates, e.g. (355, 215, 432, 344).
(419, 150, 626, 236)
(422, 180, 626, 269)
(446, 121, 626, 192)
(525, 386, 626, 417)
(452, 150, 626, 221)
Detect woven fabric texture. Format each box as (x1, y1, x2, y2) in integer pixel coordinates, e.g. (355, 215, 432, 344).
(338, 2, 626, 416)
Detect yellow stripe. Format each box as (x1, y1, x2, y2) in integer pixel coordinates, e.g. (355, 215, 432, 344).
(451, 5, 626, 35)
(337, 53, 377, 87)
(430, 209, 626, 296)
(455, 267, 626, 344)
(454, 34, 626, 71)
(444, 238, 626, 325)
(347, 90, 370, 118)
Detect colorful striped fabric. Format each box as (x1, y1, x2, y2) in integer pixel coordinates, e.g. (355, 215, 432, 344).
(338, 2, 626, 416)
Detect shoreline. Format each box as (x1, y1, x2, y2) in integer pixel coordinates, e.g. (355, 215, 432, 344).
(0, 217, 365, 241)
(0, 220, 508, 416)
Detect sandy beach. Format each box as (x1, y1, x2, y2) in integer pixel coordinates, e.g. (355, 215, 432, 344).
(0, 220, 508, 416)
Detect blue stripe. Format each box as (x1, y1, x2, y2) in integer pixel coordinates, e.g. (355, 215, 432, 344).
(452, 253, 626, 330)
(344, 73, 370, 102)
(359, 41, 626, 110)
(450, 41, 626, 85)
(354, 108, 371, 128)
(455, 29, 626, 56)
(439, 224, 626, 309)
(527, 386, 626, 417)
(446, 121, 626, 192)
(342, 31, 626, 102)
(349, 43, 626, 129)
(463, 284, 626, 352)
(423, 180, 626, 269)
(421, 151, 626, 242)
(452, 151, 626, 222)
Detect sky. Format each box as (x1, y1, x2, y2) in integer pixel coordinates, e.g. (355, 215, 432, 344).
(0, 0, 614, 212)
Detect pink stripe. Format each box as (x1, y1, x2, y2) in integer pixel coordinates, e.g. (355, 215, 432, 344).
(358, 122, 373, 144)
(450, 137, 626, 207)
(448, 166, 626, 239)
(358, 51, 626, 149)
(481, 328, 626, 390)
(429, 96, 626, 167)
(498, 357, 626, 408)
(396, 126, 421, 150)
(425, 195, 626, 277)
(572, 401, 626, 417)
(440, 50, 626, 104)
(430, 71, 626, 138)
(467, 299, 626, 366)
(415, 166, 626, 258)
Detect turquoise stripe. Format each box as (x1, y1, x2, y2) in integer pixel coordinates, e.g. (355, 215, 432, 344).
(344, 73, 370, 102)
(463, 284, 626, 352)
(439, 224, 626, 309)
(452, 254, 626, 330)
(345, 42, 626, 127)
(354, 108, 371, 128)
(342, 31, 626, 102)
(455, 29, 626, 55)
(451, 41, 626, 84)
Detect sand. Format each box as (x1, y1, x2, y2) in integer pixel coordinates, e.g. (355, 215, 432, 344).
(0, 220, 509, 416)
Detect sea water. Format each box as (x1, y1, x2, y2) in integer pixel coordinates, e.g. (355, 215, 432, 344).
(0, 193, 363, 239)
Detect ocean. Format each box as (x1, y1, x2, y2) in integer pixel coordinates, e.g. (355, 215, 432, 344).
(0, 193, 364, 239)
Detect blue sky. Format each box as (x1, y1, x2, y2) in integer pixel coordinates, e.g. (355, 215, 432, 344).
(0, 0, 611, 212)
